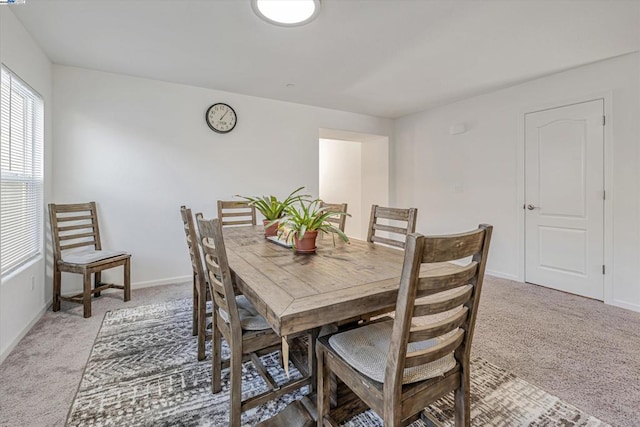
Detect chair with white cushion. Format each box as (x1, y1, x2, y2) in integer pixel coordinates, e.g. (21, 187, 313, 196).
(317, 225, 493, 426)
(49, 202, 131, 318)
(180, 206, 213, 361)
(366, 205, 418, 249)
(319, 201, 348, 232)
(217, 200, 257, 226)
(196, 215, 312, 427)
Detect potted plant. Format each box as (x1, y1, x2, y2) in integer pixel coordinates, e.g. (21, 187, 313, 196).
(237, 187, 309, 237)
(277, 199, 349, 254)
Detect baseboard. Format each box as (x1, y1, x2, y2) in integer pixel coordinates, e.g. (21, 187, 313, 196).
(610, 299, 640, 313)
(131, 275, 192, 289)
(61, 275, 192, 295)
(0, 299, 52, 365)
(486, 269, 520, 281)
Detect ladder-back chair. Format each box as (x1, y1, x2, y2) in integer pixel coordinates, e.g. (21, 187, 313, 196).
(317, 225, 493, 426)
(49, 202, 131, 318)
(320, 201, 348, 232)
(217, 200, 257, 226)
(366, 205, 418, 249)
(196, 216, 312, 427)
(180, 206, 212, 361)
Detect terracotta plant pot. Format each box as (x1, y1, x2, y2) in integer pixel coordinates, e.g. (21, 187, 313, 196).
(263, 219, 279, 238)
(294, 230, 318, 254)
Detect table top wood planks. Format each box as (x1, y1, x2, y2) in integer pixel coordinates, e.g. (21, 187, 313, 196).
(222, 226, 405, 336)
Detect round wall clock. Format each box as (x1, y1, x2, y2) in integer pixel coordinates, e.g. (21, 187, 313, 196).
(205, 103, 237, 134)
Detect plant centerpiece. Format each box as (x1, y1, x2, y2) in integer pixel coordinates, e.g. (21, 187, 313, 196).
(237, 187, 309, 237)
(277, 199, 349, 254)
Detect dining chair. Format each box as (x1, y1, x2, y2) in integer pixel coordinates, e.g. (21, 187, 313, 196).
(217, 200, 257, 226)
(196, 216, 312, 427)
(320, 201, 348, 232)
(180, 206, 212, 361)
(317, 224, 493, 427)
(367, 205, 418, 249)
(49, 202, 131, 318)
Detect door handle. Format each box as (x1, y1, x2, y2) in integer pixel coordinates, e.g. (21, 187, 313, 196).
(526, 204, 539, 210)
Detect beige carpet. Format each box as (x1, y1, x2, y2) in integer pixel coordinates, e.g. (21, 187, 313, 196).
(0, 277, 639, 426)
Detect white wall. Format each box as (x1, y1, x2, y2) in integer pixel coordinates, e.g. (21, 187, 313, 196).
(392, 53, 640, 311)
(319, 139, 363, 238)
(53, 65, 392, 291)
(361, 137, 390, 238)
(0, 8, 53, 361)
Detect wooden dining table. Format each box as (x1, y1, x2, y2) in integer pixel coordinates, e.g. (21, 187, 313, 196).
(223, 226, 406, 336)
(221, 225, 456, 424)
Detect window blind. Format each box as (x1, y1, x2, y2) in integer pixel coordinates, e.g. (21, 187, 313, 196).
(0, 66, 44, 276)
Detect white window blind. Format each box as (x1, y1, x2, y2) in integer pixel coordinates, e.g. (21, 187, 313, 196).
(0, 66, 44, 276)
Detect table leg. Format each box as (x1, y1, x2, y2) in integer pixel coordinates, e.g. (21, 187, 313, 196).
(308, 327, 320, 394)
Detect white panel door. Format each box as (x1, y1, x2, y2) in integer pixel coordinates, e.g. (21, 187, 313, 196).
(525, 99, 604, 300)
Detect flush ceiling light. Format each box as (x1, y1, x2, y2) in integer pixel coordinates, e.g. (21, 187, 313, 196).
(252, 0, 321, 27)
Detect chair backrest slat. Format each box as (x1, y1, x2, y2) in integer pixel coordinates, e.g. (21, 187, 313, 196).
(412, 284, 473, 317)
(372, 223, 407, 235)
(404, 329, 465, 368)
(60, 241, 96, 251)
(408, 307, 468, 342)
(421, 229, 486, 263)
(374, 206, 412, 221)
(59, 231, 95, 241)
(366, 205, 417, 249)
(416, 262, 478, 298)
(56, 215, 94, 222)
(320, 202, 348, 232)
(58, 223, 94, 232)
(217, 200, 257, 226)
(371, 235, 405, 249)
(196, 216, 241, 331)
(49, 202, 102, 261)
(384, 224, 492, 404)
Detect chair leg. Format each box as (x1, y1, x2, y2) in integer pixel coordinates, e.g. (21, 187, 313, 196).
(308, 328, 320, 394)
(316, 347, 331, 427)
(229, 338, 243, 427)
(94, 272, 102, 297)
(192, 273, 198, 337)
(83, 271, 92, 318)
(53, 268, 61, 312)
(197, 281, 206, 361)
(211, 321, 222, 393)
(383, 407, 402, 427)
(454, 371, 471, 427)
(123, 257, 131, 302)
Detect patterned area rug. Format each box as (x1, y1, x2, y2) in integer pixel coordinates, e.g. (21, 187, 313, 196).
(67, 299, 609, 426)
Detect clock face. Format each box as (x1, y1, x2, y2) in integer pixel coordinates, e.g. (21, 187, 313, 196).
(206, 103, 237, 134)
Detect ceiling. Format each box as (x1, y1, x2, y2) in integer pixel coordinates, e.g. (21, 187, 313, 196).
(10, 0, 640, 118)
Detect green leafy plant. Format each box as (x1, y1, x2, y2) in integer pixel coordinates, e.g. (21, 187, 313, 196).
(278, 199, 350, 248)
(237, 186, 309, 220)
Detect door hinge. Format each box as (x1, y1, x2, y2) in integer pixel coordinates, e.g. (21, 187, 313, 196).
(602, 265, 606, 275)
(603, 190, 606, 200)
(602, 115, 606, 126)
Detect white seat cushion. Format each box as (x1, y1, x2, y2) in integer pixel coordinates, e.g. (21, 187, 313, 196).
(62, 249, 128, 264)
(219, 295, 271, 331)
(328, 320, 456, 384)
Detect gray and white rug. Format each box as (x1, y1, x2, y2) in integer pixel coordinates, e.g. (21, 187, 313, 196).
(67, 299, 609, 426)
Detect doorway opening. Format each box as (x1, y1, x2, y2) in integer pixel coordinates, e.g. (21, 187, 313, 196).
(318, 129, 389, 239)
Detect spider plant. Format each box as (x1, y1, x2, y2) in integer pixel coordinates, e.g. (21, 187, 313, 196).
(278, 199, 350, 249)
(237, 186, 309, 220)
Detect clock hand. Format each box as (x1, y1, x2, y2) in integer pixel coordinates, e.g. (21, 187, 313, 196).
(220, 110, 229, 120)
